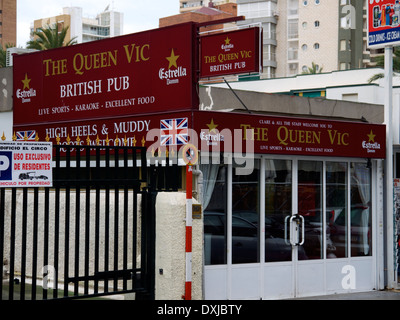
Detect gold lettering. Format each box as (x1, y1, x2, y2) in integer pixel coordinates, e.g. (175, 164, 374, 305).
(278, 127, 321, 146)
(218, 53, 239, 63)
(328, 130, 349, 146)
(43, 58, 68, 76)
(124, 43, 150, 63)
(73, 53, 84, 75)
(342, 133, 349, 146)
(277, 126, 289, 145)
(240, 124, 268, 141)
(73, 50, 118, 75)
(240, 124, 252, 140)
(204, 56, 216, 63)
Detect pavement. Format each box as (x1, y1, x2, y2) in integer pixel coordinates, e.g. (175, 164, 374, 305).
(292, 289, 400, 300)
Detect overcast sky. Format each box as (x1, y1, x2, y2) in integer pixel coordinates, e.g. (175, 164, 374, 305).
(17, 0, 180, 47)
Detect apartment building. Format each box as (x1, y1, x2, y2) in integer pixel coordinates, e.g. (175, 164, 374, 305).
(180, 0, 237, 13)
(235, 0, 375, 78)
(0, 0, 16, 48)
(31, 6, 123, 44)
(163, 1, 237, 33)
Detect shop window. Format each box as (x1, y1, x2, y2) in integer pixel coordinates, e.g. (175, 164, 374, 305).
(204, 164, 228, 265)
(298, 161, 323, 260)
(326, 162, 348, 258)
(232, 160, 260, 264)
(350, 163, 372, 256)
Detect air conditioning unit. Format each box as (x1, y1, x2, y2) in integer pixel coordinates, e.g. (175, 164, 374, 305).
(6, 48, 38, 67)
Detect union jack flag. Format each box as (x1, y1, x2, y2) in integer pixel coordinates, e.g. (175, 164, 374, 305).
(160, 118, 188, 146)
(16, 131, 37, 141)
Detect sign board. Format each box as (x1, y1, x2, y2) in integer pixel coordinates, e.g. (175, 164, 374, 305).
(194, 111, 386, 159)
(0, 141, 53, 187)
(13, 23, 198, 127)
(200, 27, 261, 78)
(14, 111, 193, 151)
(14, 110, 386, 160)
(367, 0, 400, 48)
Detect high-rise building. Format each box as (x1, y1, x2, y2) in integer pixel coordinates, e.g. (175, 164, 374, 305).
(236, 0, 375, 79)
(0, 0, 16, 48)
(180, 0, 237, 13)
(163, 1, 237, 33)
(31, 6, 123, 45)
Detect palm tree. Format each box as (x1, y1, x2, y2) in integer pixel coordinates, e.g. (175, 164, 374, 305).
(368, 47, 400, 83)
(0, 43, 15, 67)
(302, 62, 324, 74)
(27, 24, 77, 50)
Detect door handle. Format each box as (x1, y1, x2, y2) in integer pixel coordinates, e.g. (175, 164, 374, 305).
(298, 214, 305, 246)
(284, 215, 290, 245)
(289, 215, 297, 246)
(285, 214, 305, 246)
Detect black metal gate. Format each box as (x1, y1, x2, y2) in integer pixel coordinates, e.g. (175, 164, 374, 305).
(0, 144, 177, 300)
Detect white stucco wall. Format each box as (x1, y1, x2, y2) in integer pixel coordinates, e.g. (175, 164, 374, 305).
(155, 192, 203, 300)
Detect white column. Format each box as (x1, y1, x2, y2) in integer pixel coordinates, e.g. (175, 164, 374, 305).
(385, 46, 395, 289)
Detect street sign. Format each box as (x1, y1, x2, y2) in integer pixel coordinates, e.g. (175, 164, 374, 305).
(0, 141, 53, 188)
(367, 0, 400, 48)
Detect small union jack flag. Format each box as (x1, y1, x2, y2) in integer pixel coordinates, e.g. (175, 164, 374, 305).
(16, 131, 37, 141)
(160, 118, 188, 146)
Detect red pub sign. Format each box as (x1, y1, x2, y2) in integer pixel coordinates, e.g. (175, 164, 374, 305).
(14, 110, 386, 159)
(193, 111, 386, 159)
(200, 27, 261, 78)
(13, 23, 198, 127)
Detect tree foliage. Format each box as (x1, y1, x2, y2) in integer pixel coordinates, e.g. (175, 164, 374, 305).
(27, 24, 77, 50)
(368, 47, 400, 83)
(301, 62, 324, 74)
(0, 43, 16, 68)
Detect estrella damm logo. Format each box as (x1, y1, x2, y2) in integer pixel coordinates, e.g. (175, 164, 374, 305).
(158, 49, 188, 86)
(16, 73, 37, 104)
(221, 37, 234, 52)
(362, 130, 381, 154)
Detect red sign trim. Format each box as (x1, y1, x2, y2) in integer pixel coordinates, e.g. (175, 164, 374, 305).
(193, 111, 386, 159)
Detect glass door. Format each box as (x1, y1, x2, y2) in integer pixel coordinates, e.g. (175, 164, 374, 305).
(204, 158, 376, 299)
(297, 160, 323, 260)
(264, 159, 293, 262)
(264, 159, 324, 263)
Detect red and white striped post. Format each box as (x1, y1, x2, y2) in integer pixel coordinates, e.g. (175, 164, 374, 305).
(185, 164, 193, 300)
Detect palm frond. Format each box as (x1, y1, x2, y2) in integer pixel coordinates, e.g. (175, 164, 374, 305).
(27, 24, 77, 50)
